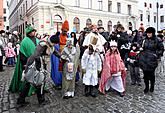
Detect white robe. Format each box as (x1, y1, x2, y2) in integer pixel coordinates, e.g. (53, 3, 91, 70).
(81, 50, 102, 86)
(105, 72, 124, 93)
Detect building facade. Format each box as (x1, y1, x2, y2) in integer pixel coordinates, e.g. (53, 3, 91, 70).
(138, 0, 165, 31)
(9, 0, 139, 35)
(3, 0, 9, 31)
(159, 0, 165, 30)
(0, 0, 4, 30)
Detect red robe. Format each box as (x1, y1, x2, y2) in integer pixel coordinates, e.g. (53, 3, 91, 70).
(99, 50, 127, 94)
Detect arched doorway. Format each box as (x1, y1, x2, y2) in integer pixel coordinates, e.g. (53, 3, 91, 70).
(53, 14, 62, 32)
(73, 17, 80, 33)
(86, 18, 92, 27)
(98, 20, 103, 27)
(108, 21, 112, 32)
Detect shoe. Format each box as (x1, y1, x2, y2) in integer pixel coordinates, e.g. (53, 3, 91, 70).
(90, 93, 97, 97)
(63, 96, 69, 99)
(17, 99, 29, 107)
(0, 69, 5, 72)
(150, 87, 154, 93)
(144, 88, 149, 94)
(118, 92, 124, 97)
(137, 83, 141, 86)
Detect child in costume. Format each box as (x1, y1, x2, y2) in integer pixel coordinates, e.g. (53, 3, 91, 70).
(81, 37, 102, 97)
(99, 41, 126, 97)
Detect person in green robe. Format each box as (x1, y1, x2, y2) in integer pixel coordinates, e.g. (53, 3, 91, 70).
(9, 26, 40, 96)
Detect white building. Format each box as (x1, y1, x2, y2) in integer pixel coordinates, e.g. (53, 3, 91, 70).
(138, 0, 165, 31)
(8, 0, 139, 35)
(159, 0, 165, 30)
(3, 0, 9, 31)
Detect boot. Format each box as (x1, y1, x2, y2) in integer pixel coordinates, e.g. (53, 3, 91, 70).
(90, 86, 97, 97)
(84, 85, 90, 97)
(16, 97, 29, 107)
(150, 81, 155, 93)
(144, 79, 149, 94)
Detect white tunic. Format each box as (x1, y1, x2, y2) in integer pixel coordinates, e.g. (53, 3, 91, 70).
(105, 72, 124, 93)
(81, 50, 102, 86)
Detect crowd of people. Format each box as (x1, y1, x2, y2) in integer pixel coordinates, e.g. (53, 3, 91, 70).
(0, 20, 164, 107)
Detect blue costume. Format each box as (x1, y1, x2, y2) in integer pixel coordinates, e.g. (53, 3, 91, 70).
(51, 44, 62, 87)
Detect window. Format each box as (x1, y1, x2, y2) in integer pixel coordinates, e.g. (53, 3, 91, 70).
(88, 0, 92, 9)
(4, 17, 6, 22)
(160, 16, 164, 23)
(154, 16, 156, 23)
(148, 15, 150, 22)
(3, 8, 6, 14)
(128, 5, 131, 15)
(108, 0, 112, 12)
(160, 4, 163, 8)
(144, 2, 147, 7)
(23, 4, 25, 15)
(150, 3, 152, 8)
(31, 0, 33, 6)
(26, 1, 27, 11)
(108, 21, 112, 32)
(73, 17, 80, 33)
(75, 0, 80, 7)
(117, 2, 121, 13)
(86, 18, 92, 27)
(97, 20, 103, 27)
(98, 0, 103, 10)
(140, 14, 143, 21)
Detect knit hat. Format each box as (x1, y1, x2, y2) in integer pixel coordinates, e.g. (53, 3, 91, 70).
(146, 27, 155, 34)
(110, 41, 117, 47)
(49, 35, 59, 44)
(61, 20, 69, 31)
(25, 26, 36, 35)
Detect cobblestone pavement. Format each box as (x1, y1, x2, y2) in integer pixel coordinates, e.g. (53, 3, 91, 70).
(0, 58, 165, 113)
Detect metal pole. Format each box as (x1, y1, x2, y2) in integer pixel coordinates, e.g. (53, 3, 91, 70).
(157, 2, 159, 32)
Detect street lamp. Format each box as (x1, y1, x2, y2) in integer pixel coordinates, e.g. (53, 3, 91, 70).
(156, 2, 159, 32)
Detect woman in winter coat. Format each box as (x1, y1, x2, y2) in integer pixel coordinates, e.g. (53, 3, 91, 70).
(138, 27, 164, 93)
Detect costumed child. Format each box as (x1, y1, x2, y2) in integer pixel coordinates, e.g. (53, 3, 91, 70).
(127, 43, 141, 86)
(81, 37, 102, 97)
(5, 42, 16, 66)
(60, 38, 80, 99)
(99, 41, 126, 97)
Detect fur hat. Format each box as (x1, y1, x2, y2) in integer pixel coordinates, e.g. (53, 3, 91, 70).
(110, 41, 117, 47)
(61, 20, 69, 31)
(146, 27, 155, 34)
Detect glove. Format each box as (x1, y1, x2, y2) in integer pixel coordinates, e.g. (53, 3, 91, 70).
(21, 70, 26, 81)
(130, 59, 135, 63)
(98, 70, 101, 74)
(82, 69, 86, 75)
(127, 58, 130, 61)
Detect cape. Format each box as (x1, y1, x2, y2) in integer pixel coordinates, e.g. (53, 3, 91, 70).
(9, 37, 40, 96)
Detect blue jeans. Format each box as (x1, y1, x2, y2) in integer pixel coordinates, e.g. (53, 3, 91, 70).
(8, 57, 15, 66)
